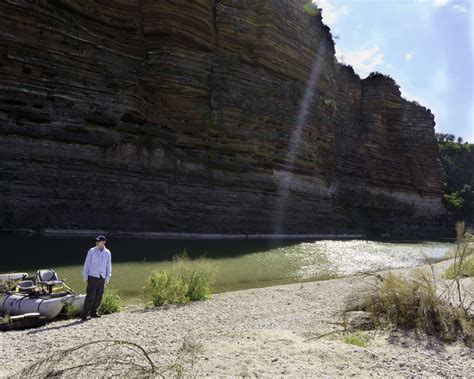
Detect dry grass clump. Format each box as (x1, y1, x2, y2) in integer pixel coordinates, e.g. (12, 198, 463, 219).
(354, 222, 474, 345)
(444, 257, 474, 279)
(363, 270, 472, 343)
(167, 336, 205, 377)
(443, 224, 474, 279)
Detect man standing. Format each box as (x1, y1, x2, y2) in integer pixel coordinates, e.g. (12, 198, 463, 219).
(81, 235, 112, 321)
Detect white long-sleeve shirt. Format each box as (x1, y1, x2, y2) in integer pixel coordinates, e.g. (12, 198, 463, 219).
(83, 246, 112, 282)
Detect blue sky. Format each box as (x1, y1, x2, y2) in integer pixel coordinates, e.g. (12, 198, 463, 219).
(314, 0, 473, 142)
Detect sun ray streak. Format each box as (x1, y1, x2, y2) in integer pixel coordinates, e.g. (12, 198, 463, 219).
(272, 40, 328, 235)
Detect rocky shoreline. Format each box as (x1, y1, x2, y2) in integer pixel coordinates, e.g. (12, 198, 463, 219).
(1, 258, 472, 377)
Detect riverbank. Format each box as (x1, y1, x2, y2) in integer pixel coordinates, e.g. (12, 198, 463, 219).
(0, 228, 366, 240)
(0, 228, 457, 242)
(0, 258, 472, 377)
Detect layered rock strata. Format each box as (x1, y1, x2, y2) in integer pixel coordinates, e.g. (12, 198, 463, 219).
(0, 0, 450, 237)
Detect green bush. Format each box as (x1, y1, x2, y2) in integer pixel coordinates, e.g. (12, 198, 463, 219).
(343, 332, 369, 347)
(438, 140, 474, 222)
(98, 289, 123, 315)
(143, 254, 216, 306)
(143, 270, 190, 306)
(173, 254, 215, 302)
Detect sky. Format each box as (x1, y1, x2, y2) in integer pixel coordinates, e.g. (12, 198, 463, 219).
(313, 0, 473, 142)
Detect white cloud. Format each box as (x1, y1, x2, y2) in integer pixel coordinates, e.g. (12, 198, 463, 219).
(405, 52, 414, 61)
(414, 0, 450, 7)
(315, 0, 350, 27)
(453, 4, 467, 12)
(336, 45, 384, 78)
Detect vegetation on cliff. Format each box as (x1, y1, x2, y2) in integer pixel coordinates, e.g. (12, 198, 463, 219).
(436, 134, 474, 222)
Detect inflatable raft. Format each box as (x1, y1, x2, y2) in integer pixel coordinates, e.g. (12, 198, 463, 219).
(0, 270, 85, 321)
(0, 292, 85, 320)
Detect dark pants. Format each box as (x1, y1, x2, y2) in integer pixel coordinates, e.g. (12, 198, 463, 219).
(81, 275, 105, 318)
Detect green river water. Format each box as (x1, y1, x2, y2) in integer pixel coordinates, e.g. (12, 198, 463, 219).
(0, 235, 453, 303)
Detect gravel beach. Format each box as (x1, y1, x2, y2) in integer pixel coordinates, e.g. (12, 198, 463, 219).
(1, 258, 472, 377)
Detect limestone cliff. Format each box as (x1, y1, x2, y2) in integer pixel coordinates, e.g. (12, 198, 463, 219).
(0, 0, 450, 237)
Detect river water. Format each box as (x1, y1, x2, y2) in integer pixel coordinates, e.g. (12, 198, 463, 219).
(0, 235, 453, 303)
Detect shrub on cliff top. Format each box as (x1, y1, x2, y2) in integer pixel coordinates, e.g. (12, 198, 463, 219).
(303, 1, 320, 16)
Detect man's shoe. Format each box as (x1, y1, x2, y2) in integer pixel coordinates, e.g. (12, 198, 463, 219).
(81, 316, 88, 322)
(90, 313, 101, 318)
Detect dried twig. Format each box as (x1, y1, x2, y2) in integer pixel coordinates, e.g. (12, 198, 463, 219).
(19, 340, 163, 378)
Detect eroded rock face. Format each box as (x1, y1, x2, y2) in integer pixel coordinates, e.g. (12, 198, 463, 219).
(0, 0, 450, 237)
